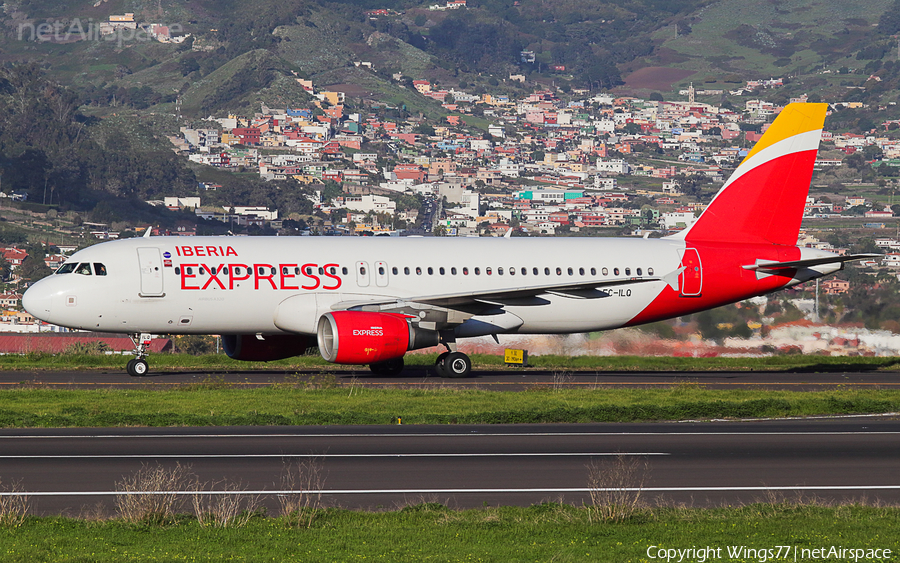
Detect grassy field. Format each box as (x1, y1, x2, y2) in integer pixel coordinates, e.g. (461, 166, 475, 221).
(0, 385, 896, 427)
(1, 504, 898, 562)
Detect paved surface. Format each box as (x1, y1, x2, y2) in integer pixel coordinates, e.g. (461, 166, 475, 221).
(1, 366, 899, 390)
(2, 418, 899, 515)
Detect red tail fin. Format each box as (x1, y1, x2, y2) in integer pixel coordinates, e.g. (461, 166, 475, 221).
(673, 103, 828, 246)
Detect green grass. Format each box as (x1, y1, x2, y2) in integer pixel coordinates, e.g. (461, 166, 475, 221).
(2, 504, 898, 562)
(0, 385, 897, 427)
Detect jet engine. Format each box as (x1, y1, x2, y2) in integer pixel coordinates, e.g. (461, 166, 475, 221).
(222, 334, 309, 361)
(317, 311, 440, 364)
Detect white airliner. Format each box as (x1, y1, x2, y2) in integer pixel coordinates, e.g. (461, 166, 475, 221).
(22, 103, 873, 377)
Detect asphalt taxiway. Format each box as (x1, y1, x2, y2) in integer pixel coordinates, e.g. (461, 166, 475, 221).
(2, 418, 899, 515)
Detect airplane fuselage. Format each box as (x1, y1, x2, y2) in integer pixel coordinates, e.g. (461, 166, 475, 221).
(24, 235, 838, 338)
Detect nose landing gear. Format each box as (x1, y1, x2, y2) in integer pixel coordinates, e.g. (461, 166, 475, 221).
(126, 333, 153, 377)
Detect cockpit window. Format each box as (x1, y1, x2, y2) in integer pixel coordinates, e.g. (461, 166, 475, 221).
(75, 263, 92, 276)
(94, 263, 107, 276)
(56, 263, 77, 274)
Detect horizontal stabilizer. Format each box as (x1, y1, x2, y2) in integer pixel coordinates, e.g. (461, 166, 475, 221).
(742, 253, 881, 271)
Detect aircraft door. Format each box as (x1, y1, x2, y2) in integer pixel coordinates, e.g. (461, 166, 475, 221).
(375, 261, 389, 287)
(356, 261, 370, 287)
(137, 247, 165, 297)
(679, 248, 702, 297)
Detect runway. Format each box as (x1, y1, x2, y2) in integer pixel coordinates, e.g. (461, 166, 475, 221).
(2, 418, 900, 515)
(3, 366, 900, 390)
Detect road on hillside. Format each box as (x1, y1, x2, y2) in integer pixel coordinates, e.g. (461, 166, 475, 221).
(2, 418, 899, 515)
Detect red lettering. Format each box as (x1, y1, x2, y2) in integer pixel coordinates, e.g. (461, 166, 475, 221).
(180, 264, 200, 290)
(201, 264, 226, 290)
(228, 264, 251, 289)
(226, 246, 238, 257)
(254, 264, 277, 290)
(182, 246, 194, 257)
(206, 246, 219, 257)
(195, 246, 206, 257)
(176, 247, 182, 257)
(280, 264, 299, 290)
(322, 263, 342, 290)
(301, 263, 320, 290)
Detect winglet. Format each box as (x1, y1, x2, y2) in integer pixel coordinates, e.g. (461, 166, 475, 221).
(143, 226, 153, 238)
(671, 103, 828, 246)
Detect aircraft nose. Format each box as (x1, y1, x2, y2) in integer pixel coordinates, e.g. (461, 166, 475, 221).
(22, 282, 52, 321)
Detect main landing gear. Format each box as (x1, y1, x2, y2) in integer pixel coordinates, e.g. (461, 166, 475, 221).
(433, 334, 472, 378)
(126, 333, 152, 377)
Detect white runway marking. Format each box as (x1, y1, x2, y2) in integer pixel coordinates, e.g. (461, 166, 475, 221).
(0, 452, 669, 459)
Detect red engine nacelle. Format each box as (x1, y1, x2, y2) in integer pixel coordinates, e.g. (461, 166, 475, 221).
(316, 311, 439, 364)
(222, 334, 309, 361)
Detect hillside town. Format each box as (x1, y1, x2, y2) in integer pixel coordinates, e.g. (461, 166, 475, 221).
(3, 78, 900, 353)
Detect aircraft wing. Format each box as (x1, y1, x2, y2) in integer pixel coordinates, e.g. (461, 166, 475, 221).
(331, 274, 669, 312)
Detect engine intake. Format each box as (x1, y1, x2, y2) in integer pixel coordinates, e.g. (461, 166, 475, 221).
(222, 334, 309, 361)
(317, 311, 440, 364)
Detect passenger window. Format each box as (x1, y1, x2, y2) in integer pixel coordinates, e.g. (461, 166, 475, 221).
(342, 267, 348, 275)
(57, 263, 76, 274)
(591, 268, 596, 276)
(187, 267, 193, 275)
(234, 267, 242, 275)
(533, 268, 538, 275)
(648, 268, 654, 275)
(439, 267, 445, 275)
(318, 267, 324, 275)
(579, 267, 584, 276)
(94, 263, 107, 276)
(282, 267, 289, 275)
(544, 267, 550, 275)
(474, 267, 481, 275)
(416, 267, 422, 275)
(330, 267, 337, 275)
(522, 268, 527, 275)
(614, 268, 620, 276)
(556, 267, 562, 276)
(404, 267, 410, 275)
(602, 268, 608, 276)
(75, 263, 92, 276)
(427, 267, 433, 275)
(360, 266, 366, 275)
(223, 267, 229, 275)
(451, 267, 457, 275)
(637, 268, 642, 276)
(392, 267, 398, 275)
(567, 267, 573, 276)
(498, 267, 504, 275)
(509, 267, 514, 276)
(200, 267, 206, 275)
(486, 267, 492, 275)
(463, 267, 469, 275)
(378, 266, 385, 275)
(270, 267, 276, 275)
(295, 267, 301, 275)
(625, 268, 631, 276)
(306, 266, 313, 275)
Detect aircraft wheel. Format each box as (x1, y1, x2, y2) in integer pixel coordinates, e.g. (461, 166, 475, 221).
(127, 358, 149, 377)
(442, 352, 472, 378)
(434, 352, 450, 377)
(370, 357, 404, 376)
